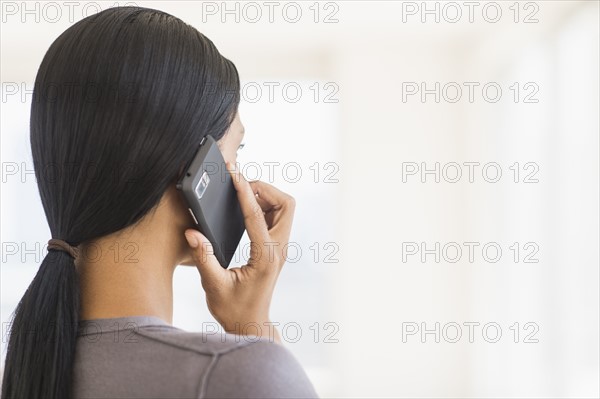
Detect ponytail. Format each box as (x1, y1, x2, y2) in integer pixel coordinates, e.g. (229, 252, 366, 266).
(2, 249, 80, 398)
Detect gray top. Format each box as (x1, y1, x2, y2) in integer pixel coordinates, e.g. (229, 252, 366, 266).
(73, 315, 319, 398)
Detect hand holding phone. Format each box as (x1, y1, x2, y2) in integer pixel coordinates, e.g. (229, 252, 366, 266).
(184, 163, 296, 342)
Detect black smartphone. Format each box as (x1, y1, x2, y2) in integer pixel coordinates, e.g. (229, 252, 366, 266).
(176, 135, 245, 268)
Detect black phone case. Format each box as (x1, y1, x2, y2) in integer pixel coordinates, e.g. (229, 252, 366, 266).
(176, 135, 245, 268)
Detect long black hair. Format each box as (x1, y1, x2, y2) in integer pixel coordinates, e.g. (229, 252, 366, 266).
(1, 6, 240, 398)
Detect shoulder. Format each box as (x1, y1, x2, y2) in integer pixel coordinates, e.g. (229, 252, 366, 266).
(203, 338, 319, 398)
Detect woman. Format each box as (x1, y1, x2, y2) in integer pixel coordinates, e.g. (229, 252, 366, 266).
(1, 6, 318, 399)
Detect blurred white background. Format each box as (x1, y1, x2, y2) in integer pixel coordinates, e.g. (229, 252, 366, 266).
(1, 1, 599, 397)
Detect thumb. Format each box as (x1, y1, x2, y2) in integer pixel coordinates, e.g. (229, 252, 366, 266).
(184, 229, 226, 282)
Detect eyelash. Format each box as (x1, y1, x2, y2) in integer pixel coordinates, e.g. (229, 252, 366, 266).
(238, 143, 245, 151)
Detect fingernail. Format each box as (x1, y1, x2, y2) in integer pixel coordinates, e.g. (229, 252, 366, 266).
(185, 231, 198, 248)
(226, 162, 236, 172)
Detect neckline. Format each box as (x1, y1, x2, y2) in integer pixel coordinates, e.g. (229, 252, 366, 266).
(77, 315, 177, 336)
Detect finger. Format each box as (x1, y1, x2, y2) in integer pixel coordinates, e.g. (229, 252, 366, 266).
(248, 180, 295, 211)
(226, 162, 269, 244)
(185, 229, 227, 283)
(254, 195, 271, 212)
(248, 180, 295, 240)
(249, 184, 275, 214)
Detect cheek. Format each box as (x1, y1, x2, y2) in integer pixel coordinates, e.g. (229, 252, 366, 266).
(221, 149, 236, 165)
(217, 141, 234, 164)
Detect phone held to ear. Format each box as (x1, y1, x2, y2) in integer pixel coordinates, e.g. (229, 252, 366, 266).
(176, 135, 246, 268)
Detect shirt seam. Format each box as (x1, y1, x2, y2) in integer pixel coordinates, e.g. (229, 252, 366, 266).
(196, 353, 220, 399)
(77, 323, 179, 337)
(194, 339, 285, 398)
(133, 327, 257, 357)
